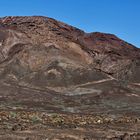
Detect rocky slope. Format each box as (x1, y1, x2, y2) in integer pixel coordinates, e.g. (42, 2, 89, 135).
(0, 16, 139, 139)
(0, 16, 140, 87)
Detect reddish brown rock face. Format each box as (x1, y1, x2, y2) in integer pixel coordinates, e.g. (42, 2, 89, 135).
(0, 16, 139, 139)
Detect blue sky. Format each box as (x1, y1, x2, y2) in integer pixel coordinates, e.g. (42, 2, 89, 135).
(0, 0, 139, 48)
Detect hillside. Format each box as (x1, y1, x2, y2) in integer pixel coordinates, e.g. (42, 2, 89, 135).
(0, 16, 139, 139)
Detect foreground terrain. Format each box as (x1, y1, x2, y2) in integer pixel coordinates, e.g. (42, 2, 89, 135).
(0, 16, 139, 139)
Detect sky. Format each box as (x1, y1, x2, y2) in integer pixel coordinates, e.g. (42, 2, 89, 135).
(0, 0, 139, 48)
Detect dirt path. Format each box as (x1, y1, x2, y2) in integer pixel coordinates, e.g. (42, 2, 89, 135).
(76, 78, 115, 88)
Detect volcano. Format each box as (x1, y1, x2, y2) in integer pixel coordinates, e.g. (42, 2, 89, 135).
(0, 16, 139, 139)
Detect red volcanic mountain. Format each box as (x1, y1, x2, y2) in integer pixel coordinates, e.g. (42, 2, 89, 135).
(0, 16, 139, 87)
(0, 16, 140, 139)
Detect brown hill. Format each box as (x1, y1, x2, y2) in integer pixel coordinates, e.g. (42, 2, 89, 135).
(0, 16, 140, 139)
(0, 16, 139, 87)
